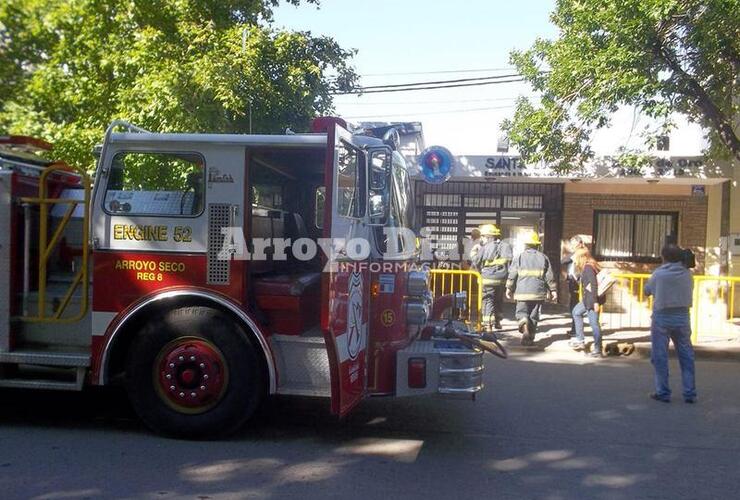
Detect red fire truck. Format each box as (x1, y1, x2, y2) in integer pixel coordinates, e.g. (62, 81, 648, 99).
(0, 119, 502, 437)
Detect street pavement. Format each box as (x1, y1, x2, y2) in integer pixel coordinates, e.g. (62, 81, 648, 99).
(1, 343, 739, 500)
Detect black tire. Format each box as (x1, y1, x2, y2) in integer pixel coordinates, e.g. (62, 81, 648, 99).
(125, 306, 265, 439)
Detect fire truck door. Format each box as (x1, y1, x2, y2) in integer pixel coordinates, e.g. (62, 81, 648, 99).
(91, 144, 244, 309)
(324, 124, 371, 417)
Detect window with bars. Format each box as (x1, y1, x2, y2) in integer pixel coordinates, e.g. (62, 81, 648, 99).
(594, 211, 678, 262)
(504, 195, 542, 209)
(464, 196, 501, 208)
(423, 193, 462, 207)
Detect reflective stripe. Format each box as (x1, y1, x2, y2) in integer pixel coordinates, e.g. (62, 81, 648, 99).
(514, 293, 545, 300)
(518, 269, 544, 277)
(482, 278, 505, 285)
(483, 258, 509, 266)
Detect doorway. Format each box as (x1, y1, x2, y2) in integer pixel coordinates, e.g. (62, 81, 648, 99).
(499, 211, 545, 259)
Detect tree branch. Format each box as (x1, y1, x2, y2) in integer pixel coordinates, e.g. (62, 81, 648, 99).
(654, 40, 740, 160)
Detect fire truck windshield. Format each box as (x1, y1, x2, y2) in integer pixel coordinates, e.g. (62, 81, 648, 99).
(380, 151, 415, 257)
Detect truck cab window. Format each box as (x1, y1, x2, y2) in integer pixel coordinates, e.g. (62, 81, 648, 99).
(336, 141, 365, 218)
(104, 152, 205, 216)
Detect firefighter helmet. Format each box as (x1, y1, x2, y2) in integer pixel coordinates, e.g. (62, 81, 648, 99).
(479, 224, 501, 237)
(524, 232, 542, 246)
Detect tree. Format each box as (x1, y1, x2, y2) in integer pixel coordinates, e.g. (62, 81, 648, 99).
(0, 0, 357, 169)
(501, 0, 740, 173)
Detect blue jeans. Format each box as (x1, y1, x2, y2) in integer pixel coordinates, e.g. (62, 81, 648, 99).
(572, 302, 601, 347)
(650, 313, 696, 400)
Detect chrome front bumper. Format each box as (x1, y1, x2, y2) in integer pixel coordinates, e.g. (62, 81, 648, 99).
(395, 337, 485, 397)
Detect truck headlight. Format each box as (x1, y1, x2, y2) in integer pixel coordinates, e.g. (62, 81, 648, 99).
(406, 298, 430, 325)
(407, 270, 430, 296)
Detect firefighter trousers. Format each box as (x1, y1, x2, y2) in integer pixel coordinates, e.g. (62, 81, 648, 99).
(515, 300, 542, 338)
(481, 284, 504, 330)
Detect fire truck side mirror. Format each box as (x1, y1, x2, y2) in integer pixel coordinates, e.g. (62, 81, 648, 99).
(367, 147, 391, 226)
(368, 192, 387, 225)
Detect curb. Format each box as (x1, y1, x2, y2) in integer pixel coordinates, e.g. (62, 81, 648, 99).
(633, 342, 740, 362)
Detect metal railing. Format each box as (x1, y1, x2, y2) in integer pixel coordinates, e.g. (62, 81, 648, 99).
(429, 269, 483, 329)
(598, 273, 653, 333)
(691, 276, 740, 343)
(603, 272, 739, 343)
(20, 163, 91, 322)
(427, 269, 739, 343)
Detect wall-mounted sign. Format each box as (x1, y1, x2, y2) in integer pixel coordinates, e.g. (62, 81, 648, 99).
(419, 146, 454, 184)
(691, 185, 706, 196)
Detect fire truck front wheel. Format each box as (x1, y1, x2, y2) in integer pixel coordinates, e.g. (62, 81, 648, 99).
(125, 306, 265, 438)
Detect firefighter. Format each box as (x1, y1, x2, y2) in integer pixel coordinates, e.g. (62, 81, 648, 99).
(505, 232, 557, 346)
(472, 224, 512, 332)
(464, 228, 482, 269)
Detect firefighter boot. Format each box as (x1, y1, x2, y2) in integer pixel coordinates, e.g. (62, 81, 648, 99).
(520, 321, 534, 346)
(494, 318, 503, 330)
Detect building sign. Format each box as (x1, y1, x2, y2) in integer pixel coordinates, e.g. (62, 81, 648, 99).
(411, 154, 730, 181)
(691, 185, 706, 197)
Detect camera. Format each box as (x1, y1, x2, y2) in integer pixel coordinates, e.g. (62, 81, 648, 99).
(664, 235, 695, 269)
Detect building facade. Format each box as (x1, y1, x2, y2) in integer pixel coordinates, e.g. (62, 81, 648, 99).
(411, 154, 738, 318)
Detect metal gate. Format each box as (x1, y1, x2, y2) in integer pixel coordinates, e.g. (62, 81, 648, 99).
(416, 180, 564, 269)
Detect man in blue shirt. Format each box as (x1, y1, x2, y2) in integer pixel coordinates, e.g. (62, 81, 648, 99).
(644, 244, 696, 403)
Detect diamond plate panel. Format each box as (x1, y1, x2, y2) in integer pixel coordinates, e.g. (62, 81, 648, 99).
(272, 335, 331, 396)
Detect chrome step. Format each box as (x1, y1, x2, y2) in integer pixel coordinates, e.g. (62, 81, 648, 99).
(0, 367, 85, 391)
(439, 386, 483, 395)
(440, 365, 484, 375)
(0, 378, 81, 391)
(0, 349, 90, 367)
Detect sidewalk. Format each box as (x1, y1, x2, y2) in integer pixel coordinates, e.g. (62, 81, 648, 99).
(486, 304, 740, 361)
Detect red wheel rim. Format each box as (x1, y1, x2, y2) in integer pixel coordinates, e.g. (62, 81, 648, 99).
(154, 337, 229, 414)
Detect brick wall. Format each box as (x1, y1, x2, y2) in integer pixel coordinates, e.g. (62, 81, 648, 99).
(562, 193, 708, 274)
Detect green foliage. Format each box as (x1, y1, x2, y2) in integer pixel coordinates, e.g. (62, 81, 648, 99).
(503, 0, 740, 171)
(0, 0, 357, 170)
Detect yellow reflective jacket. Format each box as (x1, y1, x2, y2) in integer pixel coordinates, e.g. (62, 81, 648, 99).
(506, 247, 556, 301)
(472, 239, 513, 286)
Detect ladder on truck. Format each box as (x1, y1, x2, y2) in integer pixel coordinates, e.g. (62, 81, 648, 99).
(0, 162, 92, 390)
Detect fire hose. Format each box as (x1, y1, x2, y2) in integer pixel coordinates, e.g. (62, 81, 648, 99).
(438, 321, 508, 359)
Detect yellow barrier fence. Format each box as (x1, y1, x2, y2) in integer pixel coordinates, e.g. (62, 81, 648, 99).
(429, 269, 483, 330)
(691, 276, 740, 343)
(427, 269, 739, 342)
(606, 273, 740, 343)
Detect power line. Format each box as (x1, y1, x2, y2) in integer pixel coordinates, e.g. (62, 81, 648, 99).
(335, 95, 539, 106)
(332, 77, 527, 95)
(357, 73, 524, 90)
(360, 67, 515, 77)
(344, 104, 517, 120)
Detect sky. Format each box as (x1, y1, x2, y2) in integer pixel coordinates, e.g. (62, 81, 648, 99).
(273, 0, 706, 157)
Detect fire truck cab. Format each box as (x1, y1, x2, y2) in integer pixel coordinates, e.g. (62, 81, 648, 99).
(0, 120, 492, 437)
